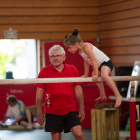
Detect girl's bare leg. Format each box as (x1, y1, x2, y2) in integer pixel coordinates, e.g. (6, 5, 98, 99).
(101, 66, 122, 108)
(92, 71, 107, 101)
(95, 82, 107, 101)
(25, 109, 33, 129)
(25, 109, 32, 124)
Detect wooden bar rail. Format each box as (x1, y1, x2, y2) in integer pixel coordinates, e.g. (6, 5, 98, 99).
(0, 76, 140, 84)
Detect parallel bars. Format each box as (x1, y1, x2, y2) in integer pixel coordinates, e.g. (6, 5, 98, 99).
(0, 75, 139, 139)
(0, 76, 140, 84)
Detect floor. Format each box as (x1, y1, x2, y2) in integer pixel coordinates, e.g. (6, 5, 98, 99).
(0, 129, 140, 140)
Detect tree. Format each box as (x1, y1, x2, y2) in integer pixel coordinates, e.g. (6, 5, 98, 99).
(0, 53, 12, 78)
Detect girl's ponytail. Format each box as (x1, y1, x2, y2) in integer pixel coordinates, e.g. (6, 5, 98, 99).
(64, 28, 81, 45)
(72, 28, 80, 36)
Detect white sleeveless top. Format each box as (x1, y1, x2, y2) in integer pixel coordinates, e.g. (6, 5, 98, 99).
(79, 43, 110, 67)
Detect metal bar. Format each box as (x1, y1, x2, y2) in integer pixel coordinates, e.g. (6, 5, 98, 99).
(129, 81, 137, 140)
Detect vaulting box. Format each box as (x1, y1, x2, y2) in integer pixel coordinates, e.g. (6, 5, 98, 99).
(91, 108, 119, 140)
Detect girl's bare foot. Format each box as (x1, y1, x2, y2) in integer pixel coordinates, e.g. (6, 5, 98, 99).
(32, 123, 42, 129)
(95, 95, 107, 101)
(115, 96, 122, 108)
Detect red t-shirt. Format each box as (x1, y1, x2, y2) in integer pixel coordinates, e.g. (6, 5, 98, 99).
(35, 63, 82, 115)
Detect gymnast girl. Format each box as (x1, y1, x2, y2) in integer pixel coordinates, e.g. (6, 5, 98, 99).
(64, 28, 122, 108)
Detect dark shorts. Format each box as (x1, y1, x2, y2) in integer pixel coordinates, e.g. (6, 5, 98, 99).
(18, 113, 34, 124)
(45, 111, 81, 133)
(98, 60, 113, 72)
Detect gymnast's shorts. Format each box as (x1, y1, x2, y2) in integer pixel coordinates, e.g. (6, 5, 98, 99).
(18, 112, 34, 124)
(98, 60, 113, 72)
(45, 111, 81, 133)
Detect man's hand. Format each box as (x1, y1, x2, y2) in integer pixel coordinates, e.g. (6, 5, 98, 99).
(78, 109, 85, 122)
(37, 111, 44, 126)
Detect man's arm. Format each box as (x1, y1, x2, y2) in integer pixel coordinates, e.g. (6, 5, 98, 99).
(2, 116, 10, 124)
(74, 85, 85, 122)
(36, 87, 44, 126)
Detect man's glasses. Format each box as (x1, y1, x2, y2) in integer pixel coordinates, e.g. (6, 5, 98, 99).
(50, 55, 63, 59)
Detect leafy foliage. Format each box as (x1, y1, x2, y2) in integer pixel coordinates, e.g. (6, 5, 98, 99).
(0, 53, 12, 78)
